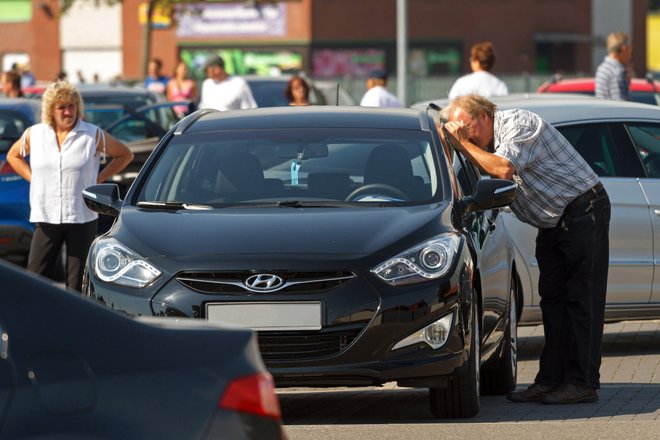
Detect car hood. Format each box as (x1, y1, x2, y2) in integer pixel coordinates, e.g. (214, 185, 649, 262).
(112, 203, 453, 260)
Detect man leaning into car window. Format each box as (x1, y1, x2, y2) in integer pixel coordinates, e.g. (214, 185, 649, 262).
(439, 94, 611, 404)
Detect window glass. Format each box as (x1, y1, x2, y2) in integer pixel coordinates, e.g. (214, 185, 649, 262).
(137, 128, 446, 205)
(626, 123, 660, 178)
(557, 124, 620, 177)
(0, 110, 30, 154)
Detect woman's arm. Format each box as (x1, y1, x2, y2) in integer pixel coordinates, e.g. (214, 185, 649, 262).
(96, 132, 134, 184)
(6, 130, 32, 182)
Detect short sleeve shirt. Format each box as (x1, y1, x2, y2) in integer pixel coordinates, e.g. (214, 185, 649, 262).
(199, 76, 258, 111)
(360, 86, 403, 108)
(27, 120, 101, 224)
(493, 109, 599, 228)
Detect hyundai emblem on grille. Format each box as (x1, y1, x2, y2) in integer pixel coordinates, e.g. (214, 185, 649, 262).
(244, 274, 285, 292)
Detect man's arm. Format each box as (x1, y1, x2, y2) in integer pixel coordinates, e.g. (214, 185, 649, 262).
(438, 121, 516, 179)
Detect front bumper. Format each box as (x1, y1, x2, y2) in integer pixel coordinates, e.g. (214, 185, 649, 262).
(85, 257, 473, 387)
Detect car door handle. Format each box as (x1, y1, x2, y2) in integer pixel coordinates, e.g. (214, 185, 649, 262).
(655, 209, 660, 217)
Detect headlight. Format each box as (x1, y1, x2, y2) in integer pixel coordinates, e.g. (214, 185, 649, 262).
(91, 237, 162, 288)
(371, 234, 461, 285)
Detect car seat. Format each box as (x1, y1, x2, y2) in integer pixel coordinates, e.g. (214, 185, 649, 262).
(215, 152, 283, 200)
(363, 144, 427, 199)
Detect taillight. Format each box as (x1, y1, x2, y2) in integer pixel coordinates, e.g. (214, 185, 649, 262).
(219, 372, 282, 419)
(0, 160, 14, 175)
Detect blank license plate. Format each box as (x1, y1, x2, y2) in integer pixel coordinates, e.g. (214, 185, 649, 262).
(206, 301, 322, 331)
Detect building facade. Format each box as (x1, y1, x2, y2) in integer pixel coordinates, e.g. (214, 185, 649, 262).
(0, 0, 649, 86)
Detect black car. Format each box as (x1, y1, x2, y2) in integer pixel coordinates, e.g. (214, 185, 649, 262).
(0, 260, 285, 438)
(79, 85, 165, 129)
(82, 106, 518, 418)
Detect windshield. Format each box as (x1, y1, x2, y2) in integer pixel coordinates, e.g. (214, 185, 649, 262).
(136, 128, 446, 205)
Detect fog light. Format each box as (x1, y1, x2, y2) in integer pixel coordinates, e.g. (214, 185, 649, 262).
(392, 312, 454, 351)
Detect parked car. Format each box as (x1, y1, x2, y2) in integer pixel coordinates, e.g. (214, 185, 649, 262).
(537, 76, 660, 106)
(413, 94, 660, 325)
(0, 98, 40, 265)
(81, 105, 518, 418)
(0, 260, 286, 438)
(244, 74, 356, 107)
(90, 101, 187, 195)
(78, 85, 166, 128)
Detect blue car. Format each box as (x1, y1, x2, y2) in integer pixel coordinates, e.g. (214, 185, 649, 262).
(0, 98, 40, 265)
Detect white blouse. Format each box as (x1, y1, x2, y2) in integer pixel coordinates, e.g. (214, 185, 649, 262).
(22, 120, 103, 224)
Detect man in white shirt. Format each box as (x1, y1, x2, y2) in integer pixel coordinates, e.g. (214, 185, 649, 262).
(448, 41, 508, 99)
(199, 55, 257, 111)
(360, 70, 402, 108)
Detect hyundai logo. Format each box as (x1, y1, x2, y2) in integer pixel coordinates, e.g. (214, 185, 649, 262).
(244, 274, 285, 292)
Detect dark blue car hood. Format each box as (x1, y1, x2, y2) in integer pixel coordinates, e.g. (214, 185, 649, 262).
(112, 203, 453, 260)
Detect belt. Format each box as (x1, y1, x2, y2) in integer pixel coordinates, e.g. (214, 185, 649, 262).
(564, 182, 604, 215)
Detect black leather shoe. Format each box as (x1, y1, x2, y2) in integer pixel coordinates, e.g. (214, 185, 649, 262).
(541, 383, 598, 404)
(506, 383, 557, 403)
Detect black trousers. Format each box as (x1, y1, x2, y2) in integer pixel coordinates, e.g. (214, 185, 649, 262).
(27, 220, 97, 292)
(534, 183, 611, 389)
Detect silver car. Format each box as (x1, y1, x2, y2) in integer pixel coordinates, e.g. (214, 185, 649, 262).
(414, 94, 660, 325)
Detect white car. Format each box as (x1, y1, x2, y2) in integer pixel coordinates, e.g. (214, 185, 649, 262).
(414, 94, 660, 325)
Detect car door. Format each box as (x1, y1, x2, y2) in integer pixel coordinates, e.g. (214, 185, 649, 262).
(558, 122, 652, 305)
(624, 122, 660, 304)
(453, 152, 510, 346)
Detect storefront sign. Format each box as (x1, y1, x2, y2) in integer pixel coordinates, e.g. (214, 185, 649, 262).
(177, 2, 286, 37)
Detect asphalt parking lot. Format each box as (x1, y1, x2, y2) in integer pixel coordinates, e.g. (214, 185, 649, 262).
(279, 320, 660, 439)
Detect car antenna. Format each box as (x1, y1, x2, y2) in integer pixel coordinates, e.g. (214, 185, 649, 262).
(336, 83, 339, 106)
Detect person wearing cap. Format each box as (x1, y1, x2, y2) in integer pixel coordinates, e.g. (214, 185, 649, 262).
(595, 32, 632, 101)
(359, 69, 402, 108)
(448, 41, 508, 99)
(199, 55, 257, 111)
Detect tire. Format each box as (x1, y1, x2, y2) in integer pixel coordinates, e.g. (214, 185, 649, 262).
(481, 275, 518, 395)
(429, 292, 480, 418)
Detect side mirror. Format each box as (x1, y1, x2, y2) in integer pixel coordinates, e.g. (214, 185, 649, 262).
(82, 184, 123, 217)
(461, 178, 517, 216)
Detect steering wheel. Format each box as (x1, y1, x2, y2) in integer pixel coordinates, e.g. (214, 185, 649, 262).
(345, 183, 409, 202)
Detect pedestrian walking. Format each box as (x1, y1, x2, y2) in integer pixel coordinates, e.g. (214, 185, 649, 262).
(285, 75, 311, 106)
(166, 61, 197, 118)
(5, 81, 134, 291)
(359, 69, 402, 108)
(595, 32, 632, 101)
(144, 57, 169, 96)
(1, 70, 24, 98)
(448, 41, 508, 99)
(440, 94, 611, 404)
(198, 55, 257, 111)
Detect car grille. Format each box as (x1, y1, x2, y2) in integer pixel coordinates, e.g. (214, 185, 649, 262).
(176, 271, 355, 294)
(257, 323, 365, 363)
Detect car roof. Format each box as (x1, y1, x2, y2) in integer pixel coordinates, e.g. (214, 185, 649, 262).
(181, 106, 430, 133)
(77, 85, 156, 97)
(411, 94, 660, 125)
(539, 77, 660, 92)
(0, 97, 42, 120)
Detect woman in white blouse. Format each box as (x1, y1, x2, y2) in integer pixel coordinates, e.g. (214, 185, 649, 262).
(6, 81, 133, 291)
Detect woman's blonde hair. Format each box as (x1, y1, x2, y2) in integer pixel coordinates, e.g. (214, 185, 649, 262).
(41, 81, 84, 127)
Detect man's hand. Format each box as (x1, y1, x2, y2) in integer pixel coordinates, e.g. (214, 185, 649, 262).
(436, 120, 468, 152)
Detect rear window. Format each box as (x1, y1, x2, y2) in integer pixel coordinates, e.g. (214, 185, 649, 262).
(137, 128, 445, 205)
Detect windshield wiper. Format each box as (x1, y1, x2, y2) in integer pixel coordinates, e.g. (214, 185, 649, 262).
(276, 200, 347, 208)
(136, 201, 212, 210)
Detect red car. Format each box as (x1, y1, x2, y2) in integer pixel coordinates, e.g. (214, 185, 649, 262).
(537, 76, 660, 106)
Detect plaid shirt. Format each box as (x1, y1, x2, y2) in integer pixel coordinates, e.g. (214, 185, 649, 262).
(493, 109, 599, 228)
